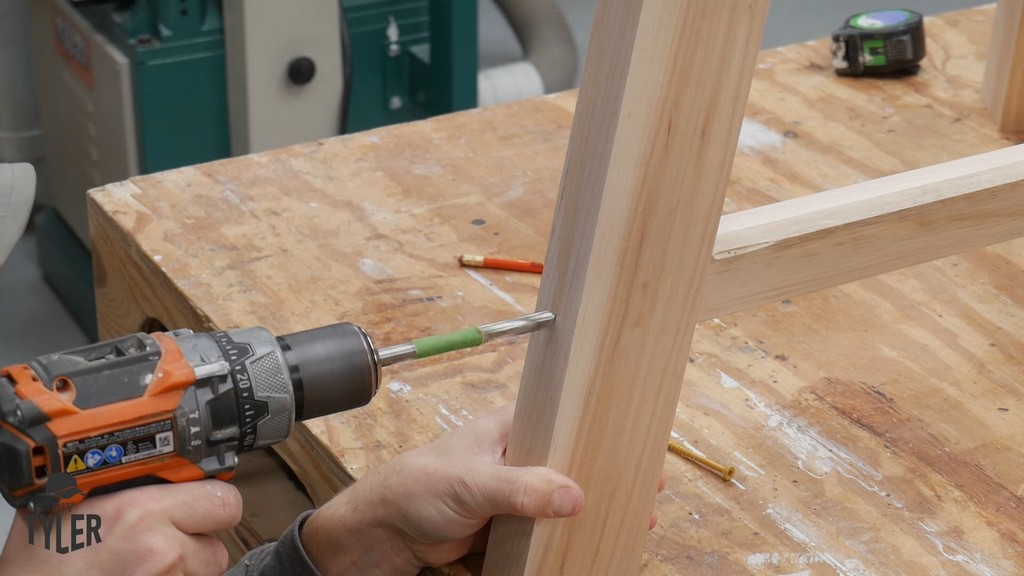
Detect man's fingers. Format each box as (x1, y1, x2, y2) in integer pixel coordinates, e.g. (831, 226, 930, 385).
(479, 466, 584, 519)
(181, 533, 232, 576)
(170, 481, 243, 534)
(127, 480, 243, 534)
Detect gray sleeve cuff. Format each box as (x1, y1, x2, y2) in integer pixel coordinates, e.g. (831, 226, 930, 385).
(225, 510, 321, 576)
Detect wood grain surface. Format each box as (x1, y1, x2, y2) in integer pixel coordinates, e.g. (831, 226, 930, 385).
(982, 0, 1024, 133)
(90, 6, 1024, 574)
(705, 144, 1024, 320)
(484, 1, 768, 573)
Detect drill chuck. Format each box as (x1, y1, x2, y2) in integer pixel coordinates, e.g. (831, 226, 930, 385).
(182, 322, 382, 454)
(277, 323, 380, 421)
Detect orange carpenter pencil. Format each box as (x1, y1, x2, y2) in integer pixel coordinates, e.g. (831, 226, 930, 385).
(457, 254, 544, 274)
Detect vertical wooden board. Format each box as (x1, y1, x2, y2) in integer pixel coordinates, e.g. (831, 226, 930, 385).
(982, 0, 1024, 134)
(483, 1, 770, 574)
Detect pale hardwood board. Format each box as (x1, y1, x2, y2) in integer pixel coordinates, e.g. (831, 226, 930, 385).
(484, 0, 769, 573)
(983, 0, 1024, 133)
(703, 144, 1024, 319)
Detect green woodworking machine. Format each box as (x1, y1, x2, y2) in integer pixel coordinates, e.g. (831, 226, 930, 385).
(24, 0, 575, 338)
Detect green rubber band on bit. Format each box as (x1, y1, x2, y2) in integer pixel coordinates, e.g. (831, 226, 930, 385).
(412, 328, 484, 358)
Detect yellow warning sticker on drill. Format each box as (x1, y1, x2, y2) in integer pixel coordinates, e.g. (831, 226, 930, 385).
(62, 418, 174, 475)
(65, 454, 86, 473)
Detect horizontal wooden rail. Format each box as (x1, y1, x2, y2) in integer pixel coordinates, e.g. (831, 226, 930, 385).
(701, 144, 1024, 320)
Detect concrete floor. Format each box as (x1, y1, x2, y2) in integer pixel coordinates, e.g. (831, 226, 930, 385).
(0, 0, 989, 554)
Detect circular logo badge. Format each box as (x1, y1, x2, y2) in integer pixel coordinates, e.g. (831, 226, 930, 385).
(84, 449, 105, 469)
(104, 444, 124, 464)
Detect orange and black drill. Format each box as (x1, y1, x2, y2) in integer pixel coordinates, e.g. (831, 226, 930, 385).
(0, 312, 553, 513)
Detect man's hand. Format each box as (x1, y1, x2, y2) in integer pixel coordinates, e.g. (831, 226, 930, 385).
(0, 479, 242, 576)
(301, 404, 587, 575)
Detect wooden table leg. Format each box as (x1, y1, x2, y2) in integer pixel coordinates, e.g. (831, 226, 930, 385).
(983, 0, 1024, 134)
(483, 1, 770, 574)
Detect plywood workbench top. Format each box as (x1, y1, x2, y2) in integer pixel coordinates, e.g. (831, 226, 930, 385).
(89, 5, 1022, 574)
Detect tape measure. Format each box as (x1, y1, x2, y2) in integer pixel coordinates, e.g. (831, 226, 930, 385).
(831, 9, 925, 76)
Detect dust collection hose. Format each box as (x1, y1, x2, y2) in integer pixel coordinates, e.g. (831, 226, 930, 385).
(481, 0, 577, 105)
(494, 0, 577, 92)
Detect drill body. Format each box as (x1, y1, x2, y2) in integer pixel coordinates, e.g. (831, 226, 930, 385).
(0, 323, 379, 513)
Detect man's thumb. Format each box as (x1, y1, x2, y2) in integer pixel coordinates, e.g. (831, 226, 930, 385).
(484, 466, 584, 519)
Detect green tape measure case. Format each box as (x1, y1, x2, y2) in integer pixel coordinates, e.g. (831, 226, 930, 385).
(832, 9, 926, 76)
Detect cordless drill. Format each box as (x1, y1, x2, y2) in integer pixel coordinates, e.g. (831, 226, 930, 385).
(0, 312, 553, 513)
